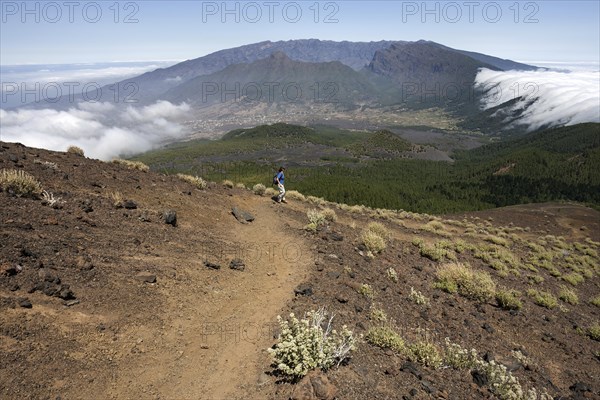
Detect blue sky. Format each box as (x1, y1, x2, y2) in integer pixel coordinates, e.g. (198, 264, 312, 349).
(1, 0, 599, 65)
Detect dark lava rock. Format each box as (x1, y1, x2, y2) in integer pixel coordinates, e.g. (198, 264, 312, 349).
(401, 362, 422, 380)
(570, 382, 592, 393)
(20, 247, 36, 258)
(232, 207, 255, 223)
(123, 200, 138, 210)
(294, 284, 313, 297)
(229, 259, 245, 271)
(482, 323, 495, 334)
(135, 272, 157, 283)
(204, 261, 221, 270)
(330, 232, 344, 241)
(1, 263, 17, 276)
(291, 370, 337, 400)
(17, 298, 32, 308)
(471, 370, 488, 387)
(163, 210, 177, 226)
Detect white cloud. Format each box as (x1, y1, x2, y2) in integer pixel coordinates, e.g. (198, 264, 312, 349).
(475, 68, 600, 131)
(0, 101, 191, 160)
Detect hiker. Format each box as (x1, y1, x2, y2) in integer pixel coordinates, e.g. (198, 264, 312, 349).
(275, 167, 287, 203)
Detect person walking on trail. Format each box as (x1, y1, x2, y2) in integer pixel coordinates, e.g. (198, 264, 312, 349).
(275, 167, 287, 203)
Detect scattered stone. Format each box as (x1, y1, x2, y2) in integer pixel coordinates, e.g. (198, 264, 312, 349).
(123, 200, 138, 210)
(294, 284, 313, 297)
(421, 380, 436, 394)
(163, 210, 177, 226)
(330, 232, 344, 241)
(232, 207, 255, 223)
(20, 247, 36, 258)
(401, 362, 422, 380)
(291, 370, 337, 400)
(58, 285, 75, 300)
(1, 263, 17, 276)
(482, 323, 495, 334)
(64, 299, 80, 307)
(17, 298, 32, 308)
(471, 370, 488, 387)
(76, 256, 94, 271)
(336, 294, 349, 303)
(80, 200, 93, 213)
(229, 259, 245, 271)
(135, 272, 157, 283)
(204, 261, 221, 270)
(570, 382, 592, 393)
(326, 272, 340, 280)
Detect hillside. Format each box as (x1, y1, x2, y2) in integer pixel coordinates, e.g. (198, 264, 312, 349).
(1, 141, 599, 400)
(134, 123, 600, 214)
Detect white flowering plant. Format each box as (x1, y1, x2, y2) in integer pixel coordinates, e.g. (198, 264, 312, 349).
(268, 307, 357, 378)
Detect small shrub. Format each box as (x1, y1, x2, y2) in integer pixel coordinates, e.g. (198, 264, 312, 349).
(367, 222, 390, 240)
(235, 182, 246, 189)
(176, 173, 207, 189)
(112, 159, 150, 172)
(264, 187, 278, 196)
(252, 183, 266, 195)
(590, 296, 600, 307)
(558, 286, 579, 305)
(434, 263, 496, 302)
(408, 287, 429, 305)
(408, 341, 443, 369)
(563, 272, 584, 286)
(362, 230, 386, 254)
(321, 208, 337, 222)
(365, 325, 405, 353)
(222, 179, 234, 188)
(527, 289, 558, 309)
(111, 191, 124, 208)
(41, 190, 64, 209)
(370, 307, 387, 323)
(67, 145, 84, 156)
(268, 308, 357, 378)
(386, 267, 398, 283)
(0, 169, 42, 198)
(495, 289, 523, 311)
(443, 338, 478, 369)
(286, 190, 305, 201)
(588, 323, 600, 341)
(485, 235, 509, 247)
(358, 284, 374, 299)
(307, 209, 326, 228)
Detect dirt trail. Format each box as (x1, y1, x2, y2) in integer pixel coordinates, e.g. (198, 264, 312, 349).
(108, 197, 312, 400)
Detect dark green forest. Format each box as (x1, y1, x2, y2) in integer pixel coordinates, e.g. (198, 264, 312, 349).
(134, 123, 600, 214)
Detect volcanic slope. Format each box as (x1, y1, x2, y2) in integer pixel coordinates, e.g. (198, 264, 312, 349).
(1, 141, 599, 400)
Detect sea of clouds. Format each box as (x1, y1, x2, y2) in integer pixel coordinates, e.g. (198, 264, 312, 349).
(0, 101, 190, 160)
(475, 63, 600, 131)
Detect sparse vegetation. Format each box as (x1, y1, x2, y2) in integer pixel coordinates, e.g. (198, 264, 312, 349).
(434, 263, 496, 302)
(358, 284, 374, 299)
(285, 190, 305, 201)
(590, 296, 600, 307)
(305, 209, 327, 232)
(563, 272, 584, 286)
(41, 190, 64, 208)
(558, 286, 579, 305)
(321, 208, 337, 222)
(495, 289, 523, 311)
(112, 159, 150, 172)
(267, 308, 357, 378)
(365, 325, 405, 353)
(67, 145, 84, 156)
(222, 179, 234, 188)
(386, 267, 398, 283)
(176, 173, 207, 189)
(588, 323, 600, 341)
(0, 169, 43, 198)
(361, 230, 386, 254)
(408, 287, 429, 305)
(252, 183, 266, 195)
(408, 341, 443, 369)
(527, 289, 558, 309)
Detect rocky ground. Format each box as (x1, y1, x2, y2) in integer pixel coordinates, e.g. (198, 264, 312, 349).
(1, 141, 599, 399)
